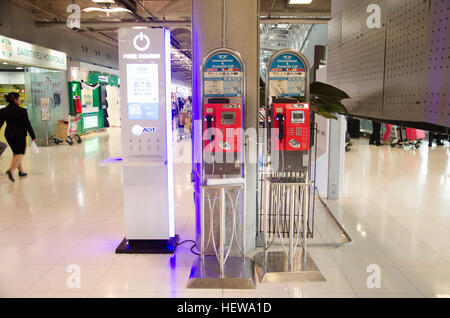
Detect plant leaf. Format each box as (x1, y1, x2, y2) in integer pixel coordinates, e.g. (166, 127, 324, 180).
(310, 81, 350, 101)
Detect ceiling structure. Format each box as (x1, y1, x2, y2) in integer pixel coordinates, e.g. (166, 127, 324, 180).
(259, 23, 313, 81)
(0, 63, 26, 71)
(12, 0, 331, 80)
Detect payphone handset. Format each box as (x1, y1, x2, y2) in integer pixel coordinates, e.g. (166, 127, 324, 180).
(203, 101, 243, 154)
(272, 102, 310, 152)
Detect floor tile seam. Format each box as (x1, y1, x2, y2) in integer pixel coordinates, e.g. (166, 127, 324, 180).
(394, 265, 440, 297)
(361, 189, 435, 294)
(361, 196, 450, 268)
(322, 252, 359, 295)
(87, 260, 121, 297)
(357, 221, 426, 297)
(0, 243, 31, 265)
(22, 227, 93, 293)
(24, 261, 60, 294)
(151, 263, 175, 296)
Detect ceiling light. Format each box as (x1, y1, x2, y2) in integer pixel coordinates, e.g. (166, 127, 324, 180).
(83, 7, 131, 17)
(91, 0, 115, 3)
(2, 62, 8, 65)
(16, 67, 23, 70)
(289, 0, 313, 4)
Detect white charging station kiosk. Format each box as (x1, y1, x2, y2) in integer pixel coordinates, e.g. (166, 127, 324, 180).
(101, 28, 177, 253)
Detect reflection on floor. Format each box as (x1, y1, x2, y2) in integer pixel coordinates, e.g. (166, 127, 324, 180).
(0, 128, 449, 298)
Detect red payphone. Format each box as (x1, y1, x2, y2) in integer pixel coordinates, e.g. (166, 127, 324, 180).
(271, 99, 310, 172)
(204, 103, 242, 153)
(203, 98, 243, 176)
(272, 102, 310, 151)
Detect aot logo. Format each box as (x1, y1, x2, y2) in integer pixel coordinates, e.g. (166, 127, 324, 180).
(131, 125, 156, 136)
(284, 55, 292, 60)
(218, 55, 228, 59)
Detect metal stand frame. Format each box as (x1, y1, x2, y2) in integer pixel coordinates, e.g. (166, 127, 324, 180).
(189, 48, 255, 289)
(187, 182, 256, 289)
(254, 49, 324, 283)
(254, 175, 325, 283)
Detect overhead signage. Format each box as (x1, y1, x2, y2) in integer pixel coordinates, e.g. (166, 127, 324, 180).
(203, 52, 243, 97)
(0, 35, 67, 71)
(268, 53, 306, 97)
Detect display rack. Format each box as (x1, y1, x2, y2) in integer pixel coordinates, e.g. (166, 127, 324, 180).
(0, 85, 26, 107)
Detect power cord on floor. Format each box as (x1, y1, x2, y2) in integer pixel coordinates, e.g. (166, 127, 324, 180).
(175, 239, 201, 256)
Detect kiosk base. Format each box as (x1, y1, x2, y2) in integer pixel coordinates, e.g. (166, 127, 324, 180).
(253, 250, 325, 283)
(115, 235, 179, 254)
(187, 256, 256, 289)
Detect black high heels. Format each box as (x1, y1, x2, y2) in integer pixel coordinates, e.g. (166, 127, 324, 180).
(5, 170, 15, 182)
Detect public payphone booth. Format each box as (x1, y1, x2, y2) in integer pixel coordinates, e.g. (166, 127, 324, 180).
(187, 48, 255, 289)
(254, 49, 324, 283)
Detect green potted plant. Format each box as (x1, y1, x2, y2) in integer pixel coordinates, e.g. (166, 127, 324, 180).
(304, 81, 350, 119)
(260, 81, 350, 120)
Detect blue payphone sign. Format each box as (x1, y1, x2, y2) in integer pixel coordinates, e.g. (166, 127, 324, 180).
(203, 53, 243, 97)
(268, 53, 306, 97)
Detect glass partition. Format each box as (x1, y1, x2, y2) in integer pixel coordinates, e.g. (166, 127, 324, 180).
(24, 67, 65, 146)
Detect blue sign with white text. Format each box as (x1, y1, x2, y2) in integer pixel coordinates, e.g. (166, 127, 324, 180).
(268, 53, 307, 97)
(203, 52, 243, 98)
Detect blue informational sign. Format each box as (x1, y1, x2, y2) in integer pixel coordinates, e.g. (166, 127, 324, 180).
(268, 53, 306, 97)
(203, 52, 243, 98)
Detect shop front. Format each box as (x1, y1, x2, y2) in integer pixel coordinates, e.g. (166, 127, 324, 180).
(0, 34, 67, 146)
(68, 62, 120, 136)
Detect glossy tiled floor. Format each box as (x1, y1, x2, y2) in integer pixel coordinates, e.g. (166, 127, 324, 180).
(0, 128, 449, 298)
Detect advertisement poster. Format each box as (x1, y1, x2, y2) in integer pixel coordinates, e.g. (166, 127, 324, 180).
(268, 53, 306, 97)
(126, 63, 159, 120)
(81, 88, 96, 114)
(203, 53, 243, 97)
(40, 97, 50, 121)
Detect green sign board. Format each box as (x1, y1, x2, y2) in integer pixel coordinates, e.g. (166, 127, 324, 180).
(87, 71, 119, 86)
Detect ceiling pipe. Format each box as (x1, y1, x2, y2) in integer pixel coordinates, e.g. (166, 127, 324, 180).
(35, 17, 329, 29)
(260, 17, 330, 24)
(133, 0, 191, 59)
(35, 20, 192, 28)
(15, 0, 118, 47)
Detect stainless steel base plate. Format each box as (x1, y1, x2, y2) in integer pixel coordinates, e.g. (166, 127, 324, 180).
(187, 256, 256, 289)
(253, 250, 325, 283)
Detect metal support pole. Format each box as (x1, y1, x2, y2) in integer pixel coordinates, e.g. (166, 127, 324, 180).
(45, 121, 49, 147)
(241, 186, 246, 261)
(289, 185, 295, 271)
(222, 0, 227, 48)
(302, 183, 309, 268)
(219, 187, 226, 276)
(263, 179, 270, 251)
(201, 187, 205, 262)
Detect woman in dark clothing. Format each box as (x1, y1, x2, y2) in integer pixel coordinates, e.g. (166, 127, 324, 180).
(0, 92, 36, 182)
